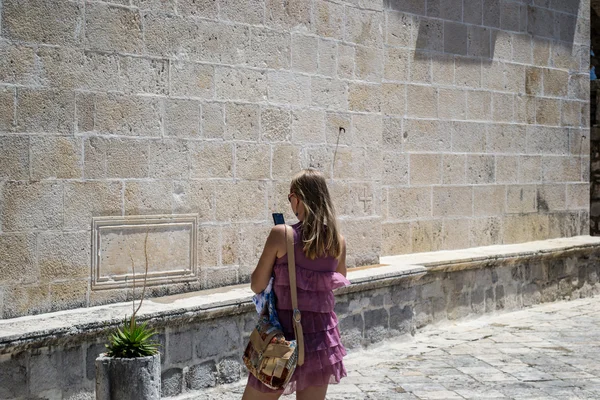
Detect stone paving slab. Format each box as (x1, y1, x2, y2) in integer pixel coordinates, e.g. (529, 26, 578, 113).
(172, 296, 600, 399)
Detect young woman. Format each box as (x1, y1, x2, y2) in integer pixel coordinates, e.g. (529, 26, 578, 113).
(242, 169, 350, 400)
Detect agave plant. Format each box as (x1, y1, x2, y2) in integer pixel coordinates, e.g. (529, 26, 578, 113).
(105, 231, 159, 358)
(106, 319, 159, 358)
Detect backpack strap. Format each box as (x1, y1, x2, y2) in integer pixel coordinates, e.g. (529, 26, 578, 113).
(285, 225, 304, 366)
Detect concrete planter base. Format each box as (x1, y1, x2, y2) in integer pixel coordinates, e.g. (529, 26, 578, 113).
(95, 353, 161, 400)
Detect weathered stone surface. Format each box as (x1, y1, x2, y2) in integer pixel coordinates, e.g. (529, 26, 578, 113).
(169, 61, 213, 98)
(249, 28, 290, 69)
(16, 89, 75, 134)
(94, 93, 162, 137)
(85, 3, 143, 53)
(0, 136, 28, 180)
(2, 181, 63, 231)
(30, 136, 83, 180)
(0, 233, 37, 285)
(189, 141, 233, 179)
(64, 181, 122, 230)
(216, 67, 267, 102)
(38, 232, 90, 280)
(187, 361, 217, 390)
(95, 354, 160, 400)
(161, 368, 183, 397)
(84, 137, 149, 179)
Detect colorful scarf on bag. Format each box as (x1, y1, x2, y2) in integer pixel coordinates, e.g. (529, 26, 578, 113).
(251, 276, 283, 331)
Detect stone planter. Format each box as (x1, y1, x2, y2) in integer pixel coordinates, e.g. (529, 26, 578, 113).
(95, 353, 161, 400)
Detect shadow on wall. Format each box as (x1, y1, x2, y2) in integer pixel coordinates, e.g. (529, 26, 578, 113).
(386, 0, 583, 62)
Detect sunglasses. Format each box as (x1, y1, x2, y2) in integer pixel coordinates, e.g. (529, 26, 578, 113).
(288, 193, 296, 203)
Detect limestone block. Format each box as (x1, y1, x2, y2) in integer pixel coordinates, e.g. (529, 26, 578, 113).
(2, 181, 63, 231)
(16, 89, 74, 134)
(194, 318, 241, 359)
(567, 183, 590, 210)
(0, 42, 37, 86)
(407, 85, 437, 118)
(219, 226, 240, 266)
(455, 57, 481, 88)
(533, 38, 551, 66)
(410, 154, 442, 185)
(216, 67, 267, 102)
(568, 73, 589, 101)
(186, 361, 217, 390)
(170, 61, 213, 98)
(124, 181, 172, 215)
(311, 77, 348, 111)
(382, 222, 411, 256)
(355, 46, 383, 82)
(543, 68, 569, 98)
(409, 51, 433, 83)
(267, 71, 310, 105)
(383, 152, 409, 185)
(224, 103, 260, 141)
(467, 26, 491, 58)
(415, 17, 443, 52)
(161, 368, 183, 397)
(95, 94, 162, 137)
(506, 184, 537, 213)
(561, 100, 583, 127)
(50, 280, 87, 312)
(217, 358, 242, 384)
(496, 155, 519, 184)
(291, 34, 317, 73)
(132, 0, 176, 12)
(64, 181, 122, 230)
(552, 41, 580, 70)
(164, 99, 200, 138)
(444, 21, 467, 56)
(177, 0, 218, 18)
(486, 124, 526, 153)
(0, 136, 29, 180)
(352, 113, 382, 148)
(215, 181, 267, 222)
(167, 330, 193, 364)
(349, 83, 381, 112)
(315, 0, 344, 40)
(2, 0, 83, 45)
(220, 0, 264, 24)
(473, 185, 506, 216)
(272, 145, 301, 180)
(261, 106, 292, 142)
(249, 28, 291, 69)
(325, 112, 351, 146)
(172, 181, 215, 221)
(432, 53, 455, 85)
(201, 102, 224, 139)
(198, 225, 219, 267)
(404, 119, 449, 152)
(470, 217, 502, 247)
(345, 7, 383, 48)
(0, 88, 14, 133)
(382, 117, 403, 150)
(328, 181, 380, 218)
(202, 266, 238, 288)
(388, 187, 432, 220)
(236, 142, 270, 178)
(318, 39, 337, 77)
(492, 92, 514, 123)
(117, 56, 168, 95)
(148, 139, 189, 179)
(411, 220, 443, 253)
(569, 128, 590, 156)
(237, 223, 270, 277)
(38, 232, 90, 280)
(442, 154, 466, 185)
(537, 184, 566, 211)
(433, 186, 472, 218)
(519, 155, 542, 183)
(265, 0, 311, 30)
(338, 43, 355, 79)
(542, 156, 582, 183)
(385, 11, 414, 47)
(84, 137, 149, 179)
(333, 147, 382, 181)
(384, 47, 409, 81)
(512, 33, 532, 64)
(2, 284, 52, 318)
(505, 63, 526, 94)
(536, 97, 560, 126)
(30, 136, 83, 180)
(515, 94, 536, 124)
(526, 126, 569, 155)
(503, 214, 549, 244)
(338, 218, 381, 266)
(467, 155, 495, 184)
(466, 90, 492, 121)
(450, 121, 486, 153)
(481, 61, 505, 91)
(442, 218, 471, 250)
(292, 109, 326, 144)
(438, 88, 466, 120)
(85, 3, 142, 53)
(0, 233, 37, 285)
(525, 66, 543, 96)
(381, 83, 406, 115)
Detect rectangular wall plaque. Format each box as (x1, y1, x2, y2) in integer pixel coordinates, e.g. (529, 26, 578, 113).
(92, 214, 198, 290)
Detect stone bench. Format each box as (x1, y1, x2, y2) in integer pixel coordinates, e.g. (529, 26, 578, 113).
(1, 236, 599, 399)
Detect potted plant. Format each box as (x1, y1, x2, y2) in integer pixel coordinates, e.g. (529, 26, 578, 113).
(95, 232, 161, 400)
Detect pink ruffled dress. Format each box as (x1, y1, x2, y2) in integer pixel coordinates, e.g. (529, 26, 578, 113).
(247, 222, 351, 395)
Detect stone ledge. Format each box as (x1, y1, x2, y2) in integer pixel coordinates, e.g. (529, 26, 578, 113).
(1, 235, 599, 353)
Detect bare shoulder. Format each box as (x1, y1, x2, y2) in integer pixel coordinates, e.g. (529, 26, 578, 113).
(270, 224, 288, 257)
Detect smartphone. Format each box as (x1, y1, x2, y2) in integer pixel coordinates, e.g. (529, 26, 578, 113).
(272, 213, 285, 225)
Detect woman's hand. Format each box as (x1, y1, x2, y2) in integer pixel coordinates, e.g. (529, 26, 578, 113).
(250, 224, 286, 293)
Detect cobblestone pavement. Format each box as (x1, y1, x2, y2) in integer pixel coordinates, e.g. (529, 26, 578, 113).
(177, 296, 600, 399)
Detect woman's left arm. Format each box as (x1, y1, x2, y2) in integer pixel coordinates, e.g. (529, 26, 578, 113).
(250, 225, 285, 293)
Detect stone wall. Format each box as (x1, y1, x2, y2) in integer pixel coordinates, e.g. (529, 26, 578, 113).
(1, 238, 599, 399)
(0, 0, 592, 318)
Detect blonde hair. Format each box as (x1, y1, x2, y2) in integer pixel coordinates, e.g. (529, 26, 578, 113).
(290, 169, 342, 260)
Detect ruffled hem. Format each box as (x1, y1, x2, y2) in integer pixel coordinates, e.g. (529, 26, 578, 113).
(275, 288, 336, 313)
(273, 263, 350, 292)
(247, 360, 347, 395)
(277, 310, 338, 334)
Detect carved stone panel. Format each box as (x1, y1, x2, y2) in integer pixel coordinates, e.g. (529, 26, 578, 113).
(92, 214, 198, 290)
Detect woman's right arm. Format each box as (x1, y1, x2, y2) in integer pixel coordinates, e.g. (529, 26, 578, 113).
(336, 236, 347, 277)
